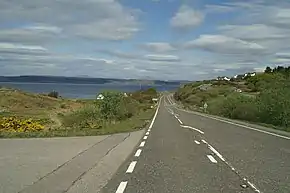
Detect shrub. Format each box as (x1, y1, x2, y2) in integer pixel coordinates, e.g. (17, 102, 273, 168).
(48, 91, 59, 98)
(257, 87, 290, 128)
(97, 91, 139, 121)
(184, 95, 202, 106)
(62, 105, 101, 129)
(0, 117, 44, 132)
(208, 94, 258, 121)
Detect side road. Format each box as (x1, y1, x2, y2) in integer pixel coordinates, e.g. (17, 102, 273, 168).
(0, 130, 145, 193)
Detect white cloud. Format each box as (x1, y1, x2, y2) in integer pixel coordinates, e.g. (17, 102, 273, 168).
(219, 24, 290, 40)
(276, 53, 290, 58)
(0, 25, 63, 43)
(0, 43, 47, 51)
(70, 17, 139, 40)
(205, 4, 236, 13)
(144, 54, 180, 62)
(0, 0, 140, 42)
(170, 5, 204, 29)
(184, 35, 265, 54)
(141, 42, 175, 52)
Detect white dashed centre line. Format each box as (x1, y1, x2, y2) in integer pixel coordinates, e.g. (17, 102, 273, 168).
(143, 136, 148, 140)
(116, 181, 128, 193)
(194, 140, 200, 145)
(140, 141, 146, 147)
(126, 161, 137, 173)
(177, 118, 183, 124)
(145, 132, 150, 135)
(207, 155, 217, 163)
(181, 125, 204, 134)
(134, 149, 142, 157)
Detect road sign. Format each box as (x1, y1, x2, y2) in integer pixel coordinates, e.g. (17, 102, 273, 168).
(204, 102, 208, 109)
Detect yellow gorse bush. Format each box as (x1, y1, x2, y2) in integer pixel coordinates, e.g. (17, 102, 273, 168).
(0, 117, 44, 133)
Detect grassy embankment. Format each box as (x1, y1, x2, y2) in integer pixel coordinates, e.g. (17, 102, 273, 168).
(0, 87, 158, 138)
(174, 66, 290, 132)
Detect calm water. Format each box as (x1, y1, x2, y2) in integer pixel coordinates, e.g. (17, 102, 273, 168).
(0, 82, 178, 99)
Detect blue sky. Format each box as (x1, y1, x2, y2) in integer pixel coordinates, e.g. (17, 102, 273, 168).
(1, 0, 290, 80)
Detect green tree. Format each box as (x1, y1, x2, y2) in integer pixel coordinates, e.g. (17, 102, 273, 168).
(264, 66, 272, 73)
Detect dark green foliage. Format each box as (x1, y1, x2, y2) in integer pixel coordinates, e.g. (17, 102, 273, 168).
(175, 65, 290, 131)
(48, 91, 59, 98)
(265, 66, 272, 73)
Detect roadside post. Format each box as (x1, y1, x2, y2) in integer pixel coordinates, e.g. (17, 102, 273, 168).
(203, 102, 208, 113)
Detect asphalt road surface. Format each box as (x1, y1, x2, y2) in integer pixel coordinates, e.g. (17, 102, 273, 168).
(101, 95, 290, 193)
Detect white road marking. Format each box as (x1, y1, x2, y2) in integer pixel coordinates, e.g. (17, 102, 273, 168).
(177, 118, 183, 124)
(148, 128, 151, 132)
(203, 139, 261, 193)
(208, 145, 226, 162)
(145, 132, 150, 135)
(247, 181, 261, 193)
(134, 149, 142, 157)
(140, 141, 146, 147)
(194, 140, 200, 145)
(178, 108, 290, 140)
(126, 161, 137, 173)
(116, 181, 128, 193)
(143, 136, 148, 140)
(180, 125, 204, 134)
(207, 155, 217, 163)
(149, 96, 162, 129)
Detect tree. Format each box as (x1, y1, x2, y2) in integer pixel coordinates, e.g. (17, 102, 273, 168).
(264, 66, 272, 73)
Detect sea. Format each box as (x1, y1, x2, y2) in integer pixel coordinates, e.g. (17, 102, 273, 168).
(0, 82, 179, 99)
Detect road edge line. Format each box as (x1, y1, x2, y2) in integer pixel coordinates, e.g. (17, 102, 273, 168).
(149, 95, 162, 129)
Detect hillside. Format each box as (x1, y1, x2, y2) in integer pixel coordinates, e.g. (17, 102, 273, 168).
(0, 87, 158, 138)
(174, 66, 290, 132)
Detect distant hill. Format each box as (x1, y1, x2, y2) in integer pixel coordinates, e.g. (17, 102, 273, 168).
(0, 75, 188, 86)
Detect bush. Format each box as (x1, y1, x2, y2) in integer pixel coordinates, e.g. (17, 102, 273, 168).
(48, 91, 59, 98)
(62, 105, 101, 129)
(97, 91, 138, 121)
(257, 87, 290, 128)
(208, 94, 258, 121)
(0, 117, 44, 132)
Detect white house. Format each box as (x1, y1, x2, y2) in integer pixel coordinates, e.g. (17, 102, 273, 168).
(223, 77, 231, 81)
(250, 72, 256, 77)
(97, 94, 104, 100)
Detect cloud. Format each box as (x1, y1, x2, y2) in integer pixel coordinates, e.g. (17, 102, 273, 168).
(219, 24, 290, 41)
(141, 42, 175, 52)
(99, 50, 140, 59)
(205, 4, 236, 13)
(184, 35, 266, 54)
(0, 0, 141, 42)
(70, 18, 139, 41)
(0, 25, 63, 43)
(170, 5, 204, 29)
(276, 53, 290, 59)
(0, 42, 48, 55)
(144, 54, 180, 62)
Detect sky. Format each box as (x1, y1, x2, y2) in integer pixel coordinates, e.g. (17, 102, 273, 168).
(1, 0, 290, 81)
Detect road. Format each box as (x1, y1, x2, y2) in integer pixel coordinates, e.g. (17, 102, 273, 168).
(101, 95, 290, 193)
(0, 131, 145, 193)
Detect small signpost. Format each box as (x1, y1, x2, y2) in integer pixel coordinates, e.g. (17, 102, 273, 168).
(203, 102, 208, 113)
